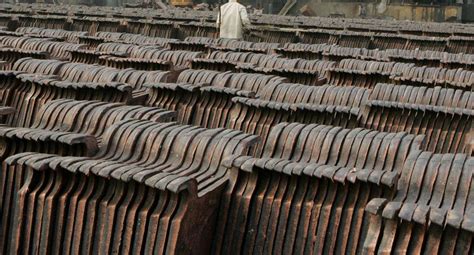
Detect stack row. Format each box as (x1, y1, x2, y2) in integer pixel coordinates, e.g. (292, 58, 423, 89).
(0, 6, 472, 255)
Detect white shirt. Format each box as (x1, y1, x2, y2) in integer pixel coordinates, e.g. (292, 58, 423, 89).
(216, 0, 251, 39)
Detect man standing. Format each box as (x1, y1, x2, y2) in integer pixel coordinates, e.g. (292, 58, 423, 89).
(216, 0, 251, 39)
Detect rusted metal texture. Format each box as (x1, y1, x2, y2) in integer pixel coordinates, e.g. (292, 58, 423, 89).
(364, 152, 474, 254)
(390, 66, 474, 90)
(214, 122, 424, 254)
(0, 5, 471, 255)
(0, 119, 258, 254)
(327, 59, 415, 89)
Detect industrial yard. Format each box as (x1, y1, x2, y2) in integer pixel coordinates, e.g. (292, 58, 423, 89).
(0, 2, 472, 254)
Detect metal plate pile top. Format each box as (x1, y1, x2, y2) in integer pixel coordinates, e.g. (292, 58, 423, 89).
(0, 119, 258, 254)
(365, 153, 473, 254)
(214, 122, 424, 254)
(327, 59, 415, 88)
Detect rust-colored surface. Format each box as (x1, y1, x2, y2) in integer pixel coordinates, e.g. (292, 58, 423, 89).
(0, 4, 472, 254)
